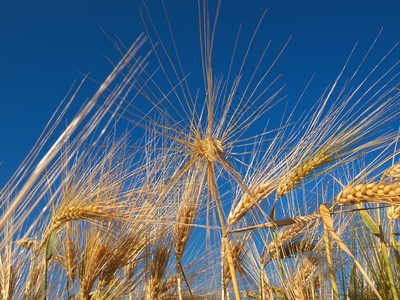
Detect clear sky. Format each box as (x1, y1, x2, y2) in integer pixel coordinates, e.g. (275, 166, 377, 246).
(1, 0, 400, 187)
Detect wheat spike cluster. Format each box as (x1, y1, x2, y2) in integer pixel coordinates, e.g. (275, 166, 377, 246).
(1, 1, 400, 299)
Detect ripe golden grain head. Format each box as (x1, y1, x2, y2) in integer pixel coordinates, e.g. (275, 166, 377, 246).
(337, 183, 400, 205)
(387, 205, 400, 221)
(228, 181, 274, 226)
(277, 151, 332, 198)
(174, 203, 197, 262)
(267, 222, 308, 258)
(291, 256, 320, 299)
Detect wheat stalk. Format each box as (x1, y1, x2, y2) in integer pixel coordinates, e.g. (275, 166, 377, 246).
(222, 239, 248, 290)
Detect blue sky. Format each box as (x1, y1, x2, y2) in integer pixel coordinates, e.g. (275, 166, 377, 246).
(1, 0, 400, 187)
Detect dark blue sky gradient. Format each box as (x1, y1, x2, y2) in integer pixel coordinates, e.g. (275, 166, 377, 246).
(1, 0, 400, 186)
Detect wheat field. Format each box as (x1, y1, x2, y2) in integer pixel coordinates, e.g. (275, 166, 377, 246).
(1, 1, 400, 299)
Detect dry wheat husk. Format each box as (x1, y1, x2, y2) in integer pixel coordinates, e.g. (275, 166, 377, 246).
(384, 162, 400, 178)
(387, 205, 400, 221)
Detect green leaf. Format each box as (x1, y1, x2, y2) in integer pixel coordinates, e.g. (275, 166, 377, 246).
(321, 204, 382, 300)
(357, 205, 380, 237)
(270, 286, 285, 299)
(45, 231, 57, 261)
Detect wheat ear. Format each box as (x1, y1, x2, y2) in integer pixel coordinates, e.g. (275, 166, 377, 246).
(337, 183, 400, 205)
(174, 204, 197, 262)
(223, 240, 247, 289)
(160, 275, 178, 294)
(267, 222, 308, 258)
(291, 257, 318, 299)
(0, 255, 15, 300)
(146, 243, 170, 300)
(40, 204, 120, 250)
(228, 182, 273, 226)
(79, 230, 110, 300)
(388, 205, 400, 221)
(277, 150, 331, 198)
(384, 162, 400, 178)
(65, 224, 77, 284)
(174, 203, 196, 300)
(14, 239, 38, 254)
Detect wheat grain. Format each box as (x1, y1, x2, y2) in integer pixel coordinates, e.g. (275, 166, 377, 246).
(384, 162, 400, 178)
(388, 205, 400, 221)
